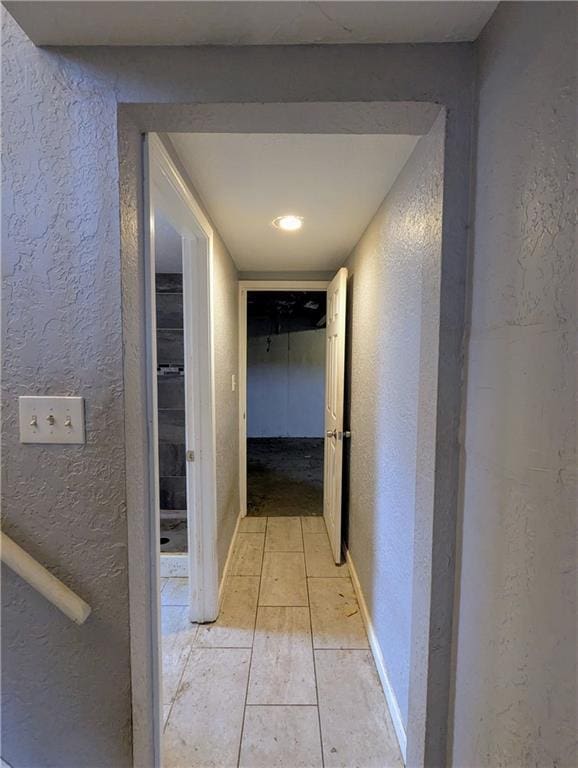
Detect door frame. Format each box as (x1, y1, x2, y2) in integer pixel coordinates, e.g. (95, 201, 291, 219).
(238, 280, 330, 516)
(144, 134, 219, 756)
(121, 101, 462, 768)
(147, 134, 219, 623)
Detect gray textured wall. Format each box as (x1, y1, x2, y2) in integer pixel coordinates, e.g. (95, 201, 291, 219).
(1, 6, 475, 765)
(1, 13, 133, 768)
(345, 121, 444, 730)
(451, 4, 577, 767)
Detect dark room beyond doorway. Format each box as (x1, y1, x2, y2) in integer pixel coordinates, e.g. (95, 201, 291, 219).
(246, 291, 326, 517)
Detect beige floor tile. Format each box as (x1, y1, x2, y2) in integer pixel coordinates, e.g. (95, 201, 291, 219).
(161, 605, 197, 704)
(315, 650, 403, 768)
(239, 516, 267, 533)
(163, 648, 250, 768)
(229, 533, 265, 576)
(239, 705, 323, 768)
(304, 532, 350, 577)
(163, 704, 171, 729)
(247, 607, 316, 705)
(301, 516, 326, 534)
(259, 552, 308, 606)
(195, 576, 259, 648)
(161, 577, 189, 606)
(265, 516, 303, 552)
(308, 578, 368, 649)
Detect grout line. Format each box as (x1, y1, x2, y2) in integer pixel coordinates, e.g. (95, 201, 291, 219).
(236, 516, 268, 768)
(162, 616, 200, 735)
(263, 549, 304, 553)
(244, 703, 320, 707)
(305, 524, 326, 768)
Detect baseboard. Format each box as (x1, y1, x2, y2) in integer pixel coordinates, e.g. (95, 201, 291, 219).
(346, 549, 408, 763)
(160, 552, 188, 577)
(218, 511, 243, 607)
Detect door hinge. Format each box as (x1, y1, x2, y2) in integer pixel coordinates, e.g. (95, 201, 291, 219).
(186, 450, 195, 462)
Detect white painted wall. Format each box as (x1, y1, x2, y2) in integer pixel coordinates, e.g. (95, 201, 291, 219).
(247, 328, 325, 438)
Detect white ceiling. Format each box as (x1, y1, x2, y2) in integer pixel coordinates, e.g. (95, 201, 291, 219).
(4, 1, 498, 46)
(169, 132, 419, 271)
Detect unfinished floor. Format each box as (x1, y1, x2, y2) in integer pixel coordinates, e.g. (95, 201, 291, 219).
(160, 515, 402, 767)
(247, 438, 324, 517)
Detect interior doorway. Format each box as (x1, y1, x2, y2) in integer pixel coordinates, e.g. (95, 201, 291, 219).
(125, 106, 451, 768)
(245, 289, 327, 518)
(154, 213, 188, 553)
(145, 134, 219, 628)
(238, 281, 330, 522)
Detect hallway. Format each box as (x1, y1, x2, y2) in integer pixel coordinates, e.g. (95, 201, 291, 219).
(161, 516, 402, 767)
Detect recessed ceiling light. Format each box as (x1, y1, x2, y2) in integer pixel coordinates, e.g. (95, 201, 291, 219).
(272, 214, 303, 232)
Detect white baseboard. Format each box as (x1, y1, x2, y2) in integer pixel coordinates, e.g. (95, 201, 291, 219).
(218, 511, 242, 607)
(346, 549, 408, 763)
(160, 553, 188, 577)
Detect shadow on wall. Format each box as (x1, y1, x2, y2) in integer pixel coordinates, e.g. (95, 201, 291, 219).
(342, 271, 355, 549)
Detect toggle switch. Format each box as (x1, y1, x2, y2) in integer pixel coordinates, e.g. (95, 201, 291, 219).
(19, 396, 85, 444)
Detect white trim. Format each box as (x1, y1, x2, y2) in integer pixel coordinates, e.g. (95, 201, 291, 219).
(217, 512, 243, 608)
(142, 136, 163, 768)
(143, 133, 219, 766)
(147, 133, 218, 626)
(237, 279, 330, 515)
(346, 549, 408, 763)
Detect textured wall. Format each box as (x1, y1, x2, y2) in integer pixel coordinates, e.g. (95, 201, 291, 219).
(1, 7, 475, 764)
(451, 4, 577, 767)
(1, 12, 132, 768)
(345, 122, 444, 731)
(212, 229, 241, 577)
(248, 329, 325, 438)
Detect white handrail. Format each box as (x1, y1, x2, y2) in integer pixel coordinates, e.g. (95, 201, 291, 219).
(1, 532, 91, 625)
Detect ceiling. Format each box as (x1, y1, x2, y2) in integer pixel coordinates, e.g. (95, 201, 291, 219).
(169, 132, 419, 271)
(248, 291, 327, 337)
(4, 1, 498, 46)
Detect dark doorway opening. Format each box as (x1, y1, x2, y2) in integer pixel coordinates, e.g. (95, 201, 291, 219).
(246, 290, 327, 517)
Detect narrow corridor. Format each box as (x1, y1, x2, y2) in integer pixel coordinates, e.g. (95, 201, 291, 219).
(161, 516, 402, 767)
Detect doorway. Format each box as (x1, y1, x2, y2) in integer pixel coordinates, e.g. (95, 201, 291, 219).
(122, 103, 454, 768)
(245, 289, 327, 518)
(239, 281, 329, 521)
(154, 213, 188, 554)
(145, 133, 219, 627)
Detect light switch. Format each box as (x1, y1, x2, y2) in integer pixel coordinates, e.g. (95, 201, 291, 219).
(231, 374, 236, 392)
(19, 396, 85, 444)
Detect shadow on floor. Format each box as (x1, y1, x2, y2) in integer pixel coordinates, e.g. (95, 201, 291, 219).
(247, 437, 323, 517)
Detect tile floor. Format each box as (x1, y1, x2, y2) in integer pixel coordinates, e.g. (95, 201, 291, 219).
(160, 515, 403, 768)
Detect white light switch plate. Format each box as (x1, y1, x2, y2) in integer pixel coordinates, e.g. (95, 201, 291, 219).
(19, 396, 85, 444)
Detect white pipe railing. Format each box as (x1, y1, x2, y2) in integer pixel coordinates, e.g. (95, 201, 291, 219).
(1, 532, 91, 625)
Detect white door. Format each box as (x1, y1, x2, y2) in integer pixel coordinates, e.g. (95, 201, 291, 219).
(323, 267, 348, 563)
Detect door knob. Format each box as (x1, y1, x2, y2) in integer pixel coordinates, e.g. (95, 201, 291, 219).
(326, 429, 336, 438)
